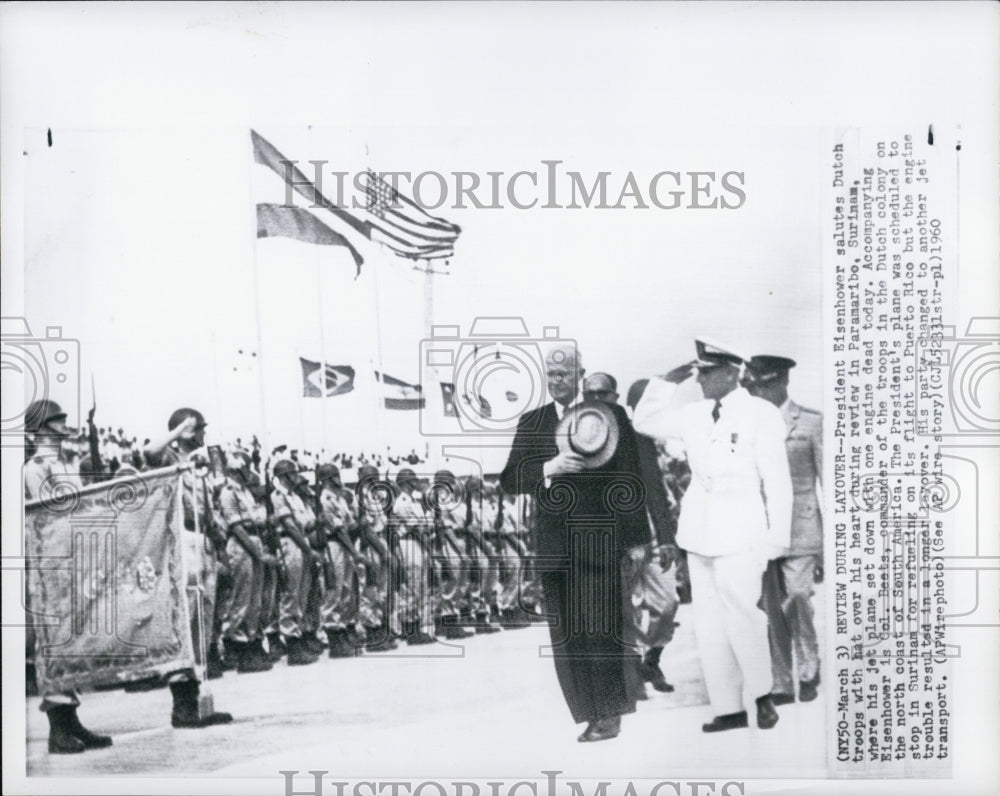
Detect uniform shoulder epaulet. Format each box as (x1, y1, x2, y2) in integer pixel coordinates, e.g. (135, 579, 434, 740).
(798, 404, 822, 416)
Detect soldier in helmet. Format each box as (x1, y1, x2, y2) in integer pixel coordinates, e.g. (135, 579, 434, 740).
(355, 464, 399, 651)
(461, 476, 502, 633)
(24, 400, 113, 754)
(270, 459, 322, 665)
(216, 449, 275, 673)
(142, 408, 234, 728)
(390, 468, 438, 645)
(426, 470, 475, 639)
(316, 463, 367, 657)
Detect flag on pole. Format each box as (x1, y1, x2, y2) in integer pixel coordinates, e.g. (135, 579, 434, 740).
(300, 358, 355, 397)
(257, 203, 364, 274)
(463, 391, 492, 419)
(440, 382, 458, 417)
(252, 130, 461, 275)
(375, 372, 425, 410)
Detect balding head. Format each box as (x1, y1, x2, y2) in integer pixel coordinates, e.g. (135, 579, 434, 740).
(544, 344, 584, 407)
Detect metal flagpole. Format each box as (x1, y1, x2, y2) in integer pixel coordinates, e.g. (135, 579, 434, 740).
(316, 264, 330, 461)
(248, 133, 274, 469)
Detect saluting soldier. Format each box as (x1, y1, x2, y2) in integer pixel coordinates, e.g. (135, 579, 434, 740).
(24, 400, 113, 754)
(746, 355, 823, 704)
(317, 463, 367, 657)
(633, 339, 792, 733)
(270, 460, 322, 665)
(143, 408, 233, 727)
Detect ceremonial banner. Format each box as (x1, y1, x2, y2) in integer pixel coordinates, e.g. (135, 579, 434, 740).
(25, 466, 194, 695)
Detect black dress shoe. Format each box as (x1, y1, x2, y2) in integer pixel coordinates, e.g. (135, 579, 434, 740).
(642, 661, 675, 693)
(799, 675, 819, 702)
(407, 631, 437, 645)
(755, 694, 779, 729)
(771, 692, 795, 706)
(702, 711, 748, 733)
(578, 716, 621, 742)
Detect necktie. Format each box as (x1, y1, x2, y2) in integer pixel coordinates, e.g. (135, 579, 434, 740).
(711, 400, 721, 423)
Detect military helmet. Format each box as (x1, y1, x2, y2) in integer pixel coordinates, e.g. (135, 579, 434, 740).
(24, 399, 68, 434)
(167, 407, 206, 432)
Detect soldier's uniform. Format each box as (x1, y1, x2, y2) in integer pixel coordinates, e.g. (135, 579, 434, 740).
(24, 450, 85, 711)
(144, 444, 222, 682)
(391, 474, 438, 644)
(634, 342, 792, 729)
(217, 475, 267, 660)
(24, 399, 114, 754)
(427, 471, 476, 638)
(745, 355, 823, 702)
(317, 469, 364, 656)
(355, 470, 400, 650)
(270, 463, 321, 663)
(464, 483, 501, 632)
(488, 488, 531, 628)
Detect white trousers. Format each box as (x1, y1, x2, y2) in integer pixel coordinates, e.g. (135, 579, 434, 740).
(688, 549, 773, 715)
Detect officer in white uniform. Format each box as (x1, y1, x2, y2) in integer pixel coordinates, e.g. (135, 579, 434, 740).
(633, 340, 792, 732)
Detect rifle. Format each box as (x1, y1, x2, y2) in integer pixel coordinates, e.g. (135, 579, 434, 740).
(262, 466, 290, 593)
(86, 376, 107, 481)
(199, 471, 230, 565)
(313, 471, 337, 590)
(462, 487, 490, 557)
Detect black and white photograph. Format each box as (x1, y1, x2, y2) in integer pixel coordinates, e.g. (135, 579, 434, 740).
(1, 3, 997, 796)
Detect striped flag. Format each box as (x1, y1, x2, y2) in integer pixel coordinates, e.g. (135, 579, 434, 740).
(375, 372, 425, 410)
(252, 130, 460, 276)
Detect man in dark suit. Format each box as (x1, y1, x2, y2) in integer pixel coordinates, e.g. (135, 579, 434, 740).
(500, 345, 649, 742)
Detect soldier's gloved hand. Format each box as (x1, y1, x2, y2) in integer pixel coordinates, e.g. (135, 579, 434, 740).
(260, 552, 278, 567)
(309, 550, 323, 566)
(217, 551, 233, 576)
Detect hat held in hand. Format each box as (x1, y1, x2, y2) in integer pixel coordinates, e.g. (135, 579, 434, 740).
(555, 400, 620, 469)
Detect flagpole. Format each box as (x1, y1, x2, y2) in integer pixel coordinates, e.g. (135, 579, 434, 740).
(248, 132, 274, 471)
(370, 255, 387, 466)
(315, 263, 331, 462)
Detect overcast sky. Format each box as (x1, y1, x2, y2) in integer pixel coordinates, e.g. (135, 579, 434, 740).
(8, 2, 996, 475)
(23, 122, 823, 469)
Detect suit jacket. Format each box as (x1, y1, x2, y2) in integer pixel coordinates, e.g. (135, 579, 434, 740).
(499, 400, 650, 564)
(783, 400, 823, 555)
(635, 435, 676, 548)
